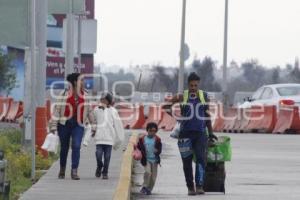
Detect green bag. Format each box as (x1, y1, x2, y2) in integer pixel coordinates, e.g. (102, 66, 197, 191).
(193, 136, 232, 163)
(207, 136, 232, 163)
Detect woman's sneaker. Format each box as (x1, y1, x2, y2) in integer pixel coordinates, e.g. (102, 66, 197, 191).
(188, 187, 196, 196)
(95, 167, 101, 178)
(58, 167, 65, 179)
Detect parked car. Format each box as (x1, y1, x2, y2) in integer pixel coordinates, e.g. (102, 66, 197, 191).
(238, 84, 300, 110)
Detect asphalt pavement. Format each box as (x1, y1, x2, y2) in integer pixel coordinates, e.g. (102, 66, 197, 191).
(132, 132, 300, 200)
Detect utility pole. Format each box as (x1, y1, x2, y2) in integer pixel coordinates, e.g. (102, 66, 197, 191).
(65, 0, 74, 78)
(222, 0, 229, 110)
(77, 14, 82, 72)
(35, 0, 47, 107)
(30, 0, 37, 181)
(178, 0, 186, 94)
(137, 72, 142, 91)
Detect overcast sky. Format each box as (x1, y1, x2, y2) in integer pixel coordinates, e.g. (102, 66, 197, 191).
(95, 0, 300, 68)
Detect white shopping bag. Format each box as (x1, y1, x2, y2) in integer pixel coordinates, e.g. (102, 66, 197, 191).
(170, 121, 181, 139)
(82, 125, 93, 147)
(42, 133, 59, 154)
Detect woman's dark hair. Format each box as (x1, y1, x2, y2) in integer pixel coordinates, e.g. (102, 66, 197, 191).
(66, 73, 81, 87)
(146, 122, 158, 132)
(188, 72, 200, 83)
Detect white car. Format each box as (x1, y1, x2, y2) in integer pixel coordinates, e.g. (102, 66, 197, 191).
(238, 84, 300, 109)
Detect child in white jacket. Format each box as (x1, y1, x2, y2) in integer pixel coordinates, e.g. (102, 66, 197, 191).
(83, 93, 124, 179)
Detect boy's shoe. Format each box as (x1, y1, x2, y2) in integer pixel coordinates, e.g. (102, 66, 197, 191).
(196, 186, 205, 195)
(145, 188, 152, 195)
(95, 167, 101, 178)
(188, 187, 196, 196)
(102, 174, 109, 180)
(140, 187, 147, 194)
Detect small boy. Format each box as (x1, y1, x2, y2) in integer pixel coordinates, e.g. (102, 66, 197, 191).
(137, 122, 162, 195)
(83, 93, 124, 179)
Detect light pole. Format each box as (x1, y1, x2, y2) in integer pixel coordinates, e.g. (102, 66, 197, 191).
(30, 0, 37, 181)
(178, 0, 187, 94)
(36, 0, 47, 107)
(77, 14, 82, 71)
(65, 0, 74, 79)
(222, 0, 229, 109)
(137, 72, 142, 91)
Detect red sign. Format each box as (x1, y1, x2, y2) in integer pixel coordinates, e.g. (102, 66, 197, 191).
(47, 0, 95, 79)
(47, 55, 94, 78)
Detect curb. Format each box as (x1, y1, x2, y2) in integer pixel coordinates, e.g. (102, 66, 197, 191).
(113, 134, 138, 200)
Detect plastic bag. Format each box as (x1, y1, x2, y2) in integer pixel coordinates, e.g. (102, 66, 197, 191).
(42, 133, 59, 154)
(132, 144, 142, 161)
(207, 136, 232, 162)
(192, 136, 232, 163)
(82, 125, 93, 147)
(170, 121, 181, 139)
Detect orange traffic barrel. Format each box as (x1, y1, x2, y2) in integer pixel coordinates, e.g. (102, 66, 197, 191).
(35, 107, 48, 158)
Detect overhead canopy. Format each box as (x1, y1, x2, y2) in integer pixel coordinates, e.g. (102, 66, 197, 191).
(0, 0, 85, 47)
(0, 0, 30, 47)
(48, 0, 86, 14)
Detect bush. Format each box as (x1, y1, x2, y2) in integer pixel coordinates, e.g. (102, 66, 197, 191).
(0, 128, 58, 199)
(1, 129, 22, 145)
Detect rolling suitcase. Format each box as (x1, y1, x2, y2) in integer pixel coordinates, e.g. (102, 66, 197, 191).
(203, 136, 231, 194)
(203, 161, 226, 194)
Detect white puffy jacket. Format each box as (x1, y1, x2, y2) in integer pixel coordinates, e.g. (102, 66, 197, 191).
(83, 106, 125, 149)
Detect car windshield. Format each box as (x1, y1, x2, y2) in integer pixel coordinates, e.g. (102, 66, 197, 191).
(276, 86, 300, 96)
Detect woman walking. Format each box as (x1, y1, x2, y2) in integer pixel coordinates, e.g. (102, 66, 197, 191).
(49, 73, 96, 180)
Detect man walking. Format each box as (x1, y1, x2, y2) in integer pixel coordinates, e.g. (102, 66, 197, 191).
(167, 72, 217, 195)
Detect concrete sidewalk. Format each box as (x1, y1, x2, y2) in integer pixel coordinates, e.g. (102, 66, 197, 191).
(20, 131, 132, 200)
(132, 132, 300, 200)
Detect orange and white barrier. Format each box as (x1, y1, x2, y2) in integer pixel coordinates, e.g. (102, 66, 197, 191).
(273, 106, 300, 134)
(5, 101, 23, 122)
(142, 104, 164, 129)
(118, 103, 146, 129)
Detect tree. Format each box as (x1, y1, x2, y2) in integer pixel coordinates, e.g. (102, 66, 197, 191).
(271, 67, 280, 84)
(104, 70, 135, 97)
(192, 57, 221, 92)
(241, 59, 266, 90)
(146, 65, 180, 93)
(290, 65, 300, 83)
(0, 50, 17, 96)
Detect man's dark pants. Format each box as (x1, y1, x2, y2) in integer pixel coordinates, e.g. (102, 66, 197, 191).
(178, 131, 208, 189)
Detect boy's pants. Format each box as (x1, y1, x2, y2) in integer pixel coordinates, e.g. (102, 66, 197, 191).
(96, 144, 112, 175)
(143, 161, 158, 191)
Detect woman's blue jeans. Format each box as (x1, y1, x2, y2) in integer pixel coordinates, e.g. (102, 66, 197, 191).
(58, 117, 84, 169)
